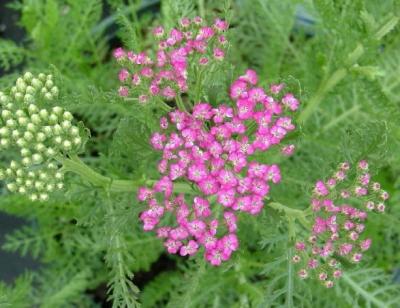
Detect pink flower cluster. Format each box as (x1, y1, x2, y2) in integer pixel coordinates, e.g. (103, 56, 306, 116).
(137, 70, 299, 265)
(114, 17, 228, 103)
(293, 160, 389, 287)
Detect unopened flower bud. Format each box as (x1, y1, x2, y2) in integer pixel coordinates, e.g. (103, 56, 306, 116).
(23, 131, 34, 141)
(21, 148, 31, 156)
(18, 117, 29, 126)
(73, 137, 82, 145)
(49, 113, 58, 124)
(39, 109, 49, 120)
(25, 86, 36, 95)
(0, 127, 9, 136)
(24, 94, 34, 104)
(45, 80, 54, 89)
(31, 78, 43, 89)
(28, 104, 39, 114)
(63, 111, 73, 121)
(30, 194, 38, 201)
(14, 93, 23, 102)
(70, 126, 79, 136)
(32, 153, 43, 164)
(0, 138, 9, 148)
(27, 123, 37, 132)
(31, 114, 41, 124)
(22, 157, 32, 166)
(52, 106, 63, 115)
(39, 193, 49, 201)
(23, 72, 33, 82)
(38, 73, 46, 81)
(62, 120, 71, 130)
(6, 119, 16, 128)
(63, 140, 72, 150)
(50, 86, 59, 96)
(46, 148, 56, 157)
(44, 93, 53, 101)
(35, 143, 46, 152)
(7, 183, 17, 192)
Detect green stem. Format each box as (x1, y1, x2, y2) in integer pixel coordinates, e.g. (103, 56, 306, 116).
(176, 95, 188, 112)
(58, 155, 193, 194)
(341, 273, 386, 307)
(269, 202, 310, 230)
(298, 43, 366, 124)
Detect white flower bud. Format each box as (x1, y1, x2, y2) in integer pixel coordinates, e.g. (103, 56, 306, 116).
(50, 87, 59, 96)
(7, 183, 17, 192)
(39, 193, 49, 201)
(24, 72, 33, 82)
(11, 86, 17, 94)
(63, 140, 72, 150)
(36, 132, 46, 142)
(11, 130, 20, 139)
(63, 111, 73, 121)
(0, 169, 4, 180)
(55, 172, 63, 180)
(46, 184, 54, 192)
(32, 153, 43, 164)
(34, 181, 44, 190)
(27, 171, 35, 178)
(25, 86, 36, 95)
(42, 126, 52, 136)
(0, 95, 9, 104)
(31, 114, 41, 125)
(27, 123, 36, 132)
(35, 143, 46, 152)
(16, 169, 24, 177)
(31, 79, 43, 89)
(52, 106, 63, 115)
(1, 109, 12, 119)
(0, 127, 9, 136)
(41, 87, 48, 95)
(45, 80, 54, 89)
(21, 148, 31, 156)
(18, 117, 29, 126)
(16, 79, 26, 92)
(47, 163, 57, 169)
(62, 120, 71, 130)
(16, 138, 27, 147)
(16, 177, 23, 185)
(22, 157, 32, 166)
(16, 110, 25, 117)
(47, 74, 53, 80)
(6, 119, 16, 128)
(44, 93, 53, 101)
(5, 103, 13, 109)
(53, 124, 62, 135)
(18, 187, 27, 194)
(38, 73, 46, 81)
(54, 136, 62, 144)
(0, 138, 10, 148)
(56, 182, 64, 190)
(39, 172, 48, 180)
(46, 148, 56, 157)
(14, 93, 24, 102)
(24, 94, 35, 104)
(28, 104, 39, 114)
(73, 137, 82, 145)
(49, 113, 58, 124)
(70, 126, 79, 136)
(0, 138, 10, 147)
(10, 161, 18, 169)
(25, 179, 33, 187)
(39, 109, 49, 120)
(30, 194, 38, 201)
(5, 168, 13, 176)
(23, 131, 34, 141)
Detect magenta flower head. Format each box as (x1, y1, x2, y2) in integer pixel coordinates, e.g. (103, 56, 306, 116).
(137, 70, 300, 265)
(293, 160, 389, 287)
(114, 17, 229, 103)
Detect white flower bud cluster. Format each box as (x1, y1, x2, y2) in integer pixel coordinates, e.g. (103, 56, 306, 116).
(0, 72, 83, 201)
(8, 72, 59, 104)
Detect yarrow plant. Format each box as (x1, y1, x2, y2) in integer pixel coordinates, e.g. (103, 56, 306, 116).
(114, 17, 229, 106)
(292, 160, 389, 288)
(137, 69, 299, 265)
(0, 72, 85, 201)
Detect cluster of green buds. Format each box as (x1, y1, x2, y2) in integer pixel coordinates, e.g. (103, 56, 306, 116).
(0, 72, 85, 201)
